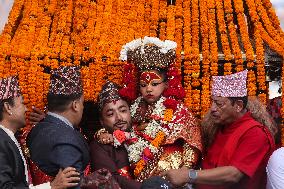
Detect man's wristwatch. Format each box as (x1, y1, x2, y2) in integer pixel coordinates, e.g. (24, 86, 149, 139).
(188, 169, 198, 184)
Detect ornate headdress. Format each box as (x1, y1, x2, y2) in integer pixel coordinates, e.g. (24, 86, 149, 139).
(120, 37, 177, 71)
(0, 76, 21, 100)
(98, 81, 123, 111)
(119, 36, 185, 101)
(212, 70, 248, 97)
(49, 66, 83, 95)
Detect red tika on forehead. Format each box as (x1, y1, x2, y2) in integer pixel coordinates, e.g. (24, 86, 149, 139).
(140, 71, 162, 85)
(0, 76, 21, 100)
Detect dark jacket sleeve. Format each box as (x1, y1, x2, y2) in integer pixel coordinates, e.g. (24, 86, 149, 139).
(0, 141, 28, 189)
(89, 141, 141, 189)
(52, 143, 83, 189)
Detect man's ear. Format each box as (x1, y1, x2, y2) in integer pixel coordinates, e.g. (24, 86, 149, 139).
(235, 100, 244, 113)
(3, 102, 13, 115)
(71, 100, 80, 112)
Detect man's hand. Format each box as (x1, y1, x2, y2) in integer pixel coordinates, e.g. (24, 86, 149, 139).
(29, 106, 46, 126)
(161, 167, 190, 187)
(50, 167, 80, 189)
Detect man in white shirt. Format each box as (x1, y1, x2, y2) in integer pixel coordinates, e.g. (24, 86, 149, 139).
(0, 75, 80, 189)
(266, 147, 284, 189)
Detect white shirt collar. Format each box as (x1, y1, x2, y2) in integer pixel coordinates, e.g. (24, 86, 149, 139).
(47, 112, 74, 129)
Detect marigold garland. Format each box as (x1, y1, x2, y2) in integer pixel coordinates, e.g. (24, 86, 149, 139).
(166, 5, 175, 41)
(224, 0, 243, 72)
(200, 0, 211, 117)
(208, 0, 218, 77)
(255, 0, 284, 50)
(183, 0, 192, 108)
(133, 130, 166, 177)
(164, 109, 173, 122)
(216, 0, 232, 61)
(1, 0, 284, 147)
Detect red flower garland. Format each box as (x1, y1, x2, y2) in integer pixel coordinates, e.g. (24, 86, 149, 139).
(163, 66, 185, 100)
(119, 62, 138, 101)
(163, 98, 179, 111)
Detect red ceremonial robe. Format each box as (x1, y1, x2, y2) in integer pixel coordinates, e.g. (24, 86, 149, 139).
(198, 112, 275, 189)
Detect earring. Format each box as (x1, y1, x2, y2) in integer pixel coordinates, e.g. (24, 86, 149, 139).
(9, 112, 13, 115)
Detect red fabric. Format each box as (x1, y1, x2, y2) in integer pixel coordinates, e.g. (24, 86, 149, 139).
(29, 158, 91, 185)
(28, 158, 53, 185)
(117, 166, 132, 179)
(198, 112, 275, 189)
(162, 66, 185, 100)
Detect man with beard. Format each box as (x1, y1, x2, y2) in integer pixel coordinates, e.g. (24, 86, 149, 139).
(90, 81, 141, 189)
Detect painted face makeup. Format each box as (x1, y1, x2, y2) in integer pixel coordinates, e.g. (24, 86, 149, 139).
(139, 70, 167, 104)
(140, 71, 163, 85)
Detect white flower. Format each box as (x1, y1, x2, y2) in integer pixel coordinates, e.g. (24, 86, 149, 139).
(143, 36, 164, 48)
(127, 96, 175, 164)
(126, 38, 142, 50)
(130, 96, 142, 117)
(119, 37, 177, 61)
(119, 48, 128, 61)
(119, 38, 142, 61)
(160, 40, 177, 54)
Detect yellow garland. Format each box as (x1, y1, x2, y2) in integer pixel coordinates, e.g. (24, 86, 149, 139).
(164, 109, 173, 122)
(174, 0, 183, 71)
(255, 0, 284, 50)
(233, 0, 256, 95)
(191, 0, 200, 89)
(216, 0, 232, 61)
(149, 0, 159, 37)
(208, 0, 218, 77)
(200, 0, 210, 117)
(224, 0, 243, 72)
(1, 0, 284, 128)
(166, 5, 175, 41)
(183, 0, 192, 108)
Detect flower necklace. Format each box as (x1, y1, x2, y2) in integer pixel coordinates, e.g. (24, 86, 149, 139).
(127, 96, 174, 176)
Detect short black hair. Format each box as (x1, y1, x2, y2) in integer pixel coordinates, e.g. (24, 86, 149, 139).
(228, 96, 248, 110)
(0, 97, 15, 121)
(47, 93, 83, 112)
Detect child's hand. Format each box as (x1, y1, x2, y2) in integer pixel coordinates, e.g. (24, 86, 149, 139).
(98, 133, 114, 144)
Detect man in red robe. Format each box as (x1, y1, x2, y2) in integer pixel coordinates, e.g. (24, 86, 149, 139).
(163, 70, 276, 189)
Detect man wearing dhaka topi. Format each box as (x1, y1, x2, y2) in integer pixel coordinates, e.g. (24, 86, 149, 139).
(163, 70, 276, 189)
(0, 75, 80, 189)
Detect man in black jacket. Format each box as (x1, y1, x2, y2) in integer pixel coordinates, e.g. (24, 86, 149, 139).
(27, 66, 89, 188)
(0, 75, 80, 189)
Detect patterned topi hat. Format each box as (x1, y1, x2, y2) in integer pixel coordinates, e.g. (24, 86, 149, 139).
(49, 66, 83, 95)
(0, 76, 21, 100)
(212, 70, 248, 97)
(98, 81, 123, 111)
